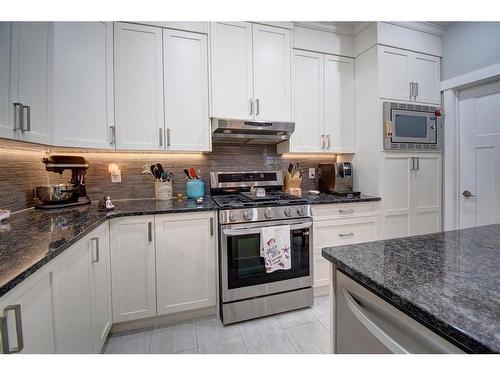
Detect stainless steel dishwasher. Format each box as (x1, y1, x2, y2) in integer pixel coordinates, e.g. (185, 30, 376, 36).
(334, 271, 464, 354)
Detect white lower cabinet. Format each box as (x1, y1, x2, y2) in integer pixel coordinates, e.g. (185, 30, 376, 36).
(0, 264, 56, 354)
(110, 215, 157, 323)
(53, 222, 112, 353)
(312, 204, 380, 288)
(155, 212, 216, 315)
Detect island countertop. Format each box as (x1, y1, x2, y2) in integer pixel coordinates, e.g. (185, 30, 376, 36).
(322, 224, 500, 353)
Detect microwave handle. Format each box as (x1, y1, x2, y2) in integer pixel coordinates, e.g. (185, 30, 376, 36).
(223, 222, 312, 236)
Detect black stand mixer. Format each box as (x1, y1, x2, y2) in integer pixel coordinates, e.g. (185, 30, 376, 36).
(34, 155, 91, 209)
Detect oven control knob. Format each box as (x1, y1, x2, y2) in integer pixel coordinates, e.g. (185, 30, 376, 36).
(243, 210, 254, 220)
(229, 211, 239, 222)
(264, 207, 274, 218)
(284, 207, 292, 217)
(296, 206, 306, 216)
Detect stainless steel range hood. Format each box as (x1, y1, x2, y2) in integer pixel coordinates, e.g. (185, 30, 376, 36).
(211, 118, 295, 145)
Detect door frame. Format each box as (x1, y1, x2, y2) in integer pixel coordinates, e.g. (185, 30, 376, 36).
(441, 62, 500, 230)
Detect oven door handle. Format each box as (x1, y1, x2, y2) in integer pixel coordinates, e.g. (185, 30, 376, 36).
(222, 222, 312, 236)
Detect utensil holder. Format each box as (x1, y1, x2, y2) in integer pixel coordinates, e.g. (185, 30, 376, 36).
(155, 180, 173, 200)
(186, 179, 205, 199)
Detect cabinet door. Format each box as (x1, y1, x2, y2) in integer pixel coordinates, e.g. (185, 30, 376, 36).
(110, 216, 156, 323)
(0, 22, 16, 140)
(413, 154, 441, 235)
(114, 22, 164, 150)
(11, 22, 51, 144)
(381, 154, 413, 239)
(155, 213, 216, 315)
(412, 53, 441, 104)
(163, 29, 210, 151)
(52, 22, 114, 148)
(54, 239, 93, 353)
(379, 46, 412, 102)
(89, 223, 112, 353)
(0, 265, 56, 354)
(210, 22, 253, 120)
(252, 24, 292, 121)
(324, 55, 355, 153)
(291, 50, 324, 152)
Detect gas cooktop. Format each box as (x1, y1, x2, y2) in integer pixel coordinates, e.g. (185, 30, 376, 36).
(212, 191, 307, 209)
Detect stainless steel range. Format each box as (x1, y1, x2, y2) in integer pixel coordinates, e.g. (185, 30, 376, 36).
(211, 171, 314, 325)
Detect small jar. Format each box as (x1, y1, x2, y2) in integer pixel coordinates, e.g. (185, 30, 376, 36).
(186, 179, 205, 199)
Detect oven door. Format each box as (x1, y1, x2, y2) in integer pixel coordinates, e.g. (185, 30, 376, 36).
(390, 109, 437, 144)
(220, 218, 313, 302)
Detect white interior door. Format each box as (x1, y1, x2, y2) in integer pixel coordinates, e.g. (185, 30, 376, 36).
(459, 80, 500, 228)
(209, 22, 253, 120)
(163, 29, 209, 151)
(291, 49, 324, 152)
(114, 22, 164, 150)
(252, 23, 292, 121)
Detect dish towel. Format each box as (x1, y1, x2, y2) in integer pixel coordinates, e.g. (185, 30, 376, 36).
(260, 225, 291, 273)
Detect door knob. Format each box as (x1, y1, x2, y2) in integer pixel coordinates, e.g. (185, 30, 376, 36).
(462, 190, 475, 198)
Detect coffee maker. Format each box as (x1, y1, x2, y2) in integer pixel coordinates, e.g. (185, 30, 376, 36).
(34, 155, 91, 209)
(319, 162, 360, 197)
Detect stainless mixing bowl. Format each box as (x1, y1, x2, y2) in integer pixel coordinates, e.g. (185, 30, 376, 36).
(33, 184, 79, 204)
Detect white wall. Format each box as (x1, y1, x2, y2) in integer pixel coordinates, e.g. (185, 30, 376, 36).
(442, 22, 500, 80)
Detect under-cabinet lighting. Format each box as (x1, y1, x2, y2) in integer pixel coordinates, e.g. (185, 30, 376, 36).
(280, 153, 337, 159)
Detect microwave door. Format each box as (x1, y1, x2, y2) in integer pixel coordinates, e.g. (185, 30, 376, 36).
(391, 110, 430, 143)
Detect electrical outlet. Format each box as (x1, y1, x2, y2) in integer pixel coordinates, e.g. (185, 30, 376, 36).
(111, 171, 122, 183)
(308, 168, 316, 179)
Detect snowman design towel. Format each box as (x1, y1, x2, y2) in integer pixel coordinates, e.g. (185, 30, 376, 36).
(260, 225, 291, 273)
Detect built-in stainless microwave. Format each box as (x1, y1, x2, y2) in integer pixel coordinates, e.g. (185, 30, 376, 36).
(383, 102, 441, 151)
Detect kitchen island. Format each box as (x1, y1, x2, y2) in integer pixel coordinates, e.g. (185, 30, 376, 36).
(322, 224, 500, 354)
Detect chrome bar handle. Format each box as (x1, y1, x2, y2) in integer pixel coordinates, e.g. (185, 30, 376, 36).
(159, 128, 164, 146)
(22, 105, 30, 132)
(249, 99, 253, 115)
(166, 128, 171, 147)
(415, 157, 419, 171)
(327, 134, 331, 150)
(148, 222, 153, 242)
(339, 208, 354, 214)
(409, 82, 415, 99)
(410, 157, 415, 171)
(0, 316, 8, 354)
(91, 237, 99, 264)
(13, 103, 23, 131)
(414, 82, 419, 98)
(2, 305, 24, 354)
(338, 232, 354, 237)
(209, 217, 214, 236)
(255, 99, 260, 116)
(109, 126, 116, 145)
(321, 135, 325, 149)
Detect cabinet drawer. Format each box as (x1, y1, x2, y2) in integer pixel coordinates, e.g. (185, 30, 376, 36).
(314, 217, 379, 248)
(312, 203, 377, 220)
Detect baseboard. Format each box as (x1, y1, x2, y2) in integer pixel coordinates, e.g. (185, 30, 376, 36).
(314, 285, 330, 297)
(110, 306, 216, 334)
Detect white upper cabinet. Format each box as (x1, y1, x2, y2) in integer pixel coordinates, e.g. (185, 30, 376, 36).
(412, 52, 441, 104)
(252, 23, 292, 121)
(0, 23, 14, 140)
(155, 212, 216, 315)
(210, 22, 292, 122)
(210, 22, 253, 120)
(114, 22, 164, 150)
(163, 29, 210, 151)
(291, 50, 324, 152)
(10, 22, 51, 144)
(110, 216, 157, 323)
(324, 55, 355, 153)
(52, 22, 114, 148)
(379, 45, 440, 104)
(285, 50, 354, 154)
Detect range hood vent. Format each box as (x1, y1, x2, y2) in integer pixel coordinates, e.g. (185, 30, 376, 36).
(211, 118, 295, 145)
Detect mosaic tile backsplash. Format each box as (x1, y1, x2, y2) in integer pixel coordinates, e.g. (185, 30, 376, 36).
(0, 138, 339, 213)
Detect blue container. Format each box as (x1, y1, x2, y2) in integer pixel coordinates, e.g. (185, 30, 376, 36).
(186, 179, 205, 199)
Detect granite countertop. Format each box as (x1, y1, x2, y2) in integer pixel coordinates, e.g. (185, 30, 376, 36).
(322, 224, 500, 353)
(0, 198, 218, 298)
(303, 192, 381, 205)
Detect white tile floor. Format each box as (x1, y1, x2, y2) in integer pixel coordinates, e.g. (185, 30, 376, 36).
(103, 295, 330, 354)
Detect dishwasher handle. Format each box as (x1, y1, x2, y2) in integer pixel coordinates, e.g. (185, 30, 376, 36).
(342, 288, 409, 354)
